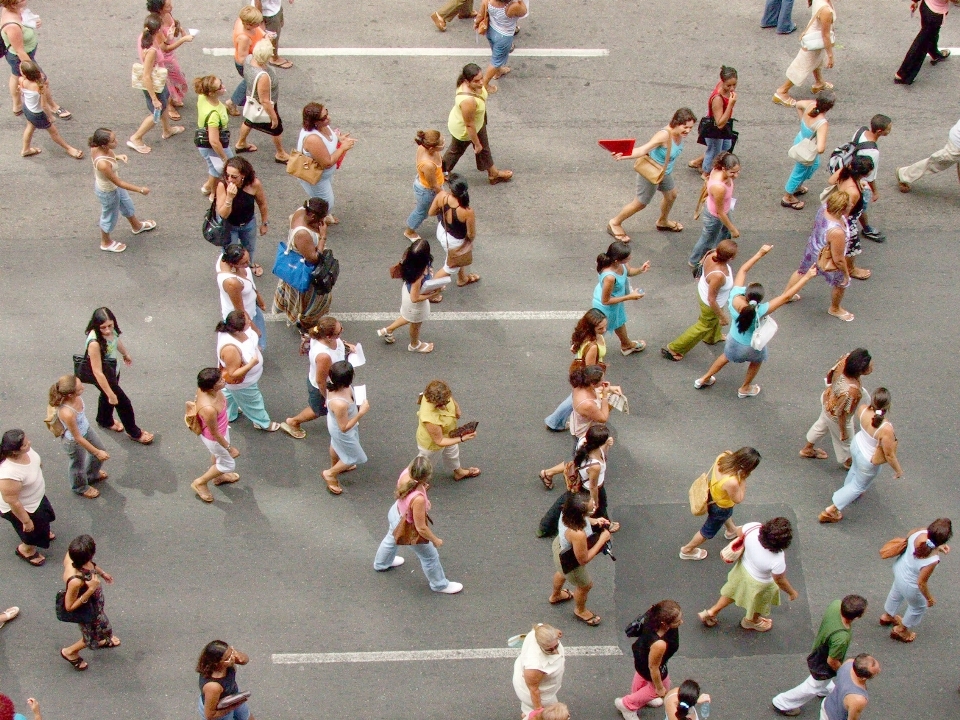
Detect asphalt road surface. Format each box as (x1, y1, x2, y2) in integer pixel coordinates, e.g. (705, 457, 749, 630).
(1, 1, 958, 719)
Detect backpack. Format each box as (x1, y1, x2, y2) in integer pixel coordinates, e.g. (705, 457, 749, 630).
(828, 127, 877, 174)
(310, 248, 340, 294)
(184, 400, 203, 435)
(0, 23, 21, 60)
(43, 405, 66, 438)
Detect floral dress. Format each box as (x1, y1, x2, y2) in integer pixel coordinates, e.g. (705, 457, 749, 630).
(77, 572, 114, 648)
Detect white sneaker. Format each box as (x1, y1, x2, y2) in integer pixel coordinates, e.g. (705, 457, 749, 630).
(614, 698, 639, 720)
(434, 581, 463, 594)
(389, 556, 404, 568)
(645, 698, 664, 708)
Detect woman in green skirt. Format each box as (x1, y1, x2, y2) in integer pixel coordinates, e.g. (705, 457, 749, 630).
(697, 517, 799, 632)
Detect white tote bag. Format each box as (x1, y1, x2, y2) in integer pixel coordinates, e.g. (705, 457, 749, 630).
(242, 71, 271, 124)
(751, 315, 778, 351)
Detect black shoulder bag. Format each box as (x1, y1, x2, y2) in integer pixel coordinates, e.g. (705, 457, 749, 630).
(55, 575, 97, 624)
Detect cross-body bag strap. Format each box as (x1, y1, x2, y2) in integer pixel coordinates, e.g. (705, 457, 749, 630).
(202, 109, 225, 130)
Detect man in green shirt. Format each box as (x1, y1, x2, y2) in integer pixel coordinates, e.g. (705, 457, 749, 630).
(772, 594, 867, 716)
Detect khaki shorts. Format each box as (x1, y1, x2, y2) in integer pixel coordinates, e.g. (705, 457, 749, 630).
(552, 536, 591, 588)
(263, 7, 284, 39)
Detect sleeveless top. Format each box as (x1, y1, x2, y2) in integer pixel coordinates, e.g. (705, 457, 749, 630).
(417, 156, 443, 189)
(557, 514, 594, 554)
(852, 416, 886, 463)
(308, 338, 345, 388)
(698, 263, 733, 307)
(199, 400, 229, 441)
(86, 331, 120, 361)
(232, 22, 265, 63)
(893, 530, 941, 586)
(707, 83, 730, 119)
(21, 85, 41, 114)
(823, 661, 867, 720)
(707, 454, 738, 508)
(575, 337, 607, 364)
(244, 60, 278, 104)
(199, 666, 239, 695)
(216, 256, 258, 320)
(594, 265, 629, 303)
(649, 138, 684, 174)
(58, 399, 90, 442)
(794, 116, 826, 147)
(2, 21, 38, 53)
(488, 2, 518, 35)
(570, 393, 600, 439)
(577, 449, 606, 488)
(808, 204, 844, 259)
(137, 40, 168, 69)
(632, 625, 680, 681)
(223, 185, 256, 226)
(298, 128, 338, 182)
(448, 87, 487, 140)
(440, 200, 469, 240)
(93, 155, 119, 192)
(397, 483, 431, 523)
(705, 173, 733, 216)
(217, 328, 263, 389)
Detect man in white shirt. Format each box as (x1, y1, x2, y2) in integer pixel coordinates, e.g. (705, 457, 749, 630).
(854, 115, 891, 243)
(897, 114, 960, 192)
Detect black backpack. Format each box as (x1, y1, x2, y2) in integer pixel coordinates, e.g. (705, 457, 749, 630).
(310, 248, 340, 294)
(0, 22, 21, 59)
(828, 127, 877, 174)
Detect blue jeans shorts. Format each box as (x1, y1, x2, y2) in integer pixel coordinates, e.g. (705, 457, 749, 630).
(699, 501, 734, 539)
(486, 26, 514, 67)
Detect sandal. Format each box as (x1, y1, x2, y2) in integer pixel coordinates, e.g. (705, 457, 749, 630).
(575, 612, 601, 626)
(60, 649, 88, 671)
(190, 481, 214, 503)
(404, 231, 422, 242)
(167, 110, 182, 121)
(234, 144, 258, 153)
(457, 274, 481, 287)
(323, 471, 343, 495)
(741, 616, 773, 632)
(274, 154, 290, 164)
(250, 263, 264, 277)
(489, 170, 513, 185)
(620, 340, 646, 356)
(53, 108, 72, 120)
(549, 589, 574, 604)
(377, 328, 396, 344)
(661, 347, 683, 362)
(131, 431, 155, 444)
(781, 199, 805, 210)
(540, 470, 554, 490)
(108, 422, 125, 433)
(15, 547, 45, 566)
(827, 308, 855, 322)
(126, 139, 151, 154)
(213, 472, 240, 486)
(737, 384, 761, 398)
(606, 222, 630, 242)
(280, 421, 306, 439)
(0, 607, 19, 624)
(100, 241, 127, 253)
(794, 186, 809, 196)
(879, 614, 902, 627)
(407, 341, 434, 353)
(655, 221, 684, 232)
(95, 471, 109, 481)
(324, 215, 339, 225)
(773, 93, 797, 107)
(811, 82, 834, 93)
(161, 126, 185, 140)
(698, 610, 718, 627)
(850, 268, 871, 280)
(818, 509, 842, 523)
(800, 448, 829, 459)
(131, 220, 157, 235)
(80, 487, 100, 499)
(97, 635, 121, 648)
(890, 625, 916, 643)
(454, 467, 481, 481)
(256, 421, 281, 432)
(694, 376, 716, 389)
(679, 548, 708, 560)
(268, 58, 294, 69)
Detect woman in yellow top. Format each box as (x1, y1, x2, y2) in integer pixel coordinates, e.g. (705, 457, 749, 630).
(679, 447, 760, 560)
(441, 63, 513, 185)
(404, 129, 445, 242)
(193, 75, 234, 199)
(416, 380, 480, 480)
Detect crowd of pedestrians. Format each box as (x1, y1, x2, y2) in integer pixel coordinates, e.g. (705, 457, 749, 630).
(1, 1, 957, 719)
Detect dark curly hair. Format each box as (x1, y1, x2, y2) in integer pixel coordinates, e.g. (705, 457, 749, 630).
(758, 517, 793, 553)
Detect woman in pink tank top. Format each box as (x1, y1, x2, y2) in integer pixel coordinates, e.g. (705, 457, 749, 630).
(190, 368, 240, 503)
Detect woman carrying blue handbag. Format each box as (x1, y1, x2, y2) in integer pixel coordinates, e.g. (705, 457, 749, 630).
(273, 198, 332, 334)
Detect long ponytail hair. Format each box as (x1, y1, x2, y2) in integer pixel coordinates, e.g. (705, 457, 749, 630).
(673, 679, 701, 720)
(573, 424, 609, 468)
(735, 283, 765, 334)
(867, 388, 890, 429)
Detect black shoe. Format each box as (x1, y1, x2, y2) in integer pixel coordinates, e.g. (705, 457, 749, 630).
(931, 50, 951, 65)
(862, 228, 886, 243)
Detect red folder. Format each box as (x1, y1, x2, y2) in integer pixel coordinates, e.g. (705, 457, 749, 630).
(598, 139, 635, 156)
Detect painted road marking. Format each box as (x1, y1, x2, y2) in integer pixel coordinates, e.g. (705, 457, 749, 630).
(265, 311, 584, 322)
(273, 645, 621, 664)
(203, 47, 608, 58)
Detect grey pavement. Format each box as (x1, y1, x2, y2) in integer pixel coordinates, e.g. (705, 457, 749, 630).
(1, 1, 959, 719)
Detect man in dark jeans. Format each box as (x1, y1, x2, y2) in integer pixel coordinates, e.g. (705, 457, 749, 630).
(772, 595, 867, 716)
(895, 0, 952, 85)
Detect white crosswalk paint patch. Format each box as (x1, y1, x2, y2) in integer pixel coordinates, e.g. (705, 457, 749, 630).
(272, 645, 622, 664)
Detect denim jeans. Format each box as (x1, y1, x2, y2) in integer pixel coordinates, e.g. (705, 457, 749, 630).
(198, 697, 249, 720)
(703, 137, 733, 175)
(831, 440, 881, 511)
(226, 217, 258, 261)
(373, 502, 450, 591)
(252, 306, 267, 351)
(95, 187, 136, 233)
(406, 179, 437, 231)
(197, 145, 236, 177)
(689, 207, 732, 266)
(544, 393, 573, 431)
(225, 383, 272, 429)
(231, 61, 247, 107)
(761, 0, 796, 33)
(64, 427, 106, 494)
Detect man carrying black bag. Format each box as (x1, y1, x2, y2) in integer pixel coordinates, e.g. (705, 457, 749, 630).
(772, 595, 867, 716)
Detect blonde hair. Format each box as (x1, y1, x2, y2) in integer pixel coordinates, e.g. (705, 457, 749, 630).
(193, 75, 221, 96)
(238, 6, 263, 26)
(252, 38, 274, 64)
(541, 704, 570, 720)
(395, 457, 433, 499)
(48, 375, 80, 407)
(533, 623, 561, 651)
(825, 189, 851, 216)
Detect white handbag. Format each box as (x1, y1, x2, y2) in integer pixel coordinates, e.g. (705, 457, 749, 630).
(788, 138, 819, 165)
(241, 71, 271, 124)
(751, 315, 778, 351)
(800, 28, 834, 51)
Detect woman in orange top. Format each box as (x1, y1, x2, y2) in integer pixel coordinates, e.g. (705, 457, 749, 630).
(404, 129, 445, 241)
(226, 6, 264, 116)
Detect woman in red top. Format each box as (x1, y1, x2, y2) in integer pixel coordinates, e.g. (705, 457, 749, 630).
(688, 66, 737, 179)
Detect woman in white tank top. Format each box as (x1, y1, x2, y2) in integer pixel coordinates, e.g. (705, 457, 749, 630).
(819, 388, 903, 523)
(215, 311, 279, 432)
(216, 244, 266, 350)
(295, 102, 355, 224)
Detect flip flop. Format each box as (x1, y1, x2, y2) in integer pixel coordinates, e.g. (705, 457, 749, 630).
(404, 231, 422, 242)
(693, 376, 716, 389)
(280, 422, 306, 439)
(268, 58, 294, 69)
(97, 636, 121, 648)
(454, 467, 481, 480)
(274, 155, 290, 164)
(256, 421, 280, 432)
(540, 470, 554, 490)
(827, 309, 855, 322)
(800, 448, 829, 459)
(457, 274, 481, 287)
(190, 481, 214, 503)
(407, 342, 434, 353)
(851, 268, 871, 280)
(323, 471, 343, 495)
(131, 431, 155, 444)
(698, 610, 718, 627)
(131, 220, 156, 235)
(234, 144, 258, 153)
(890, 626, 916, 643)
(108, 422, 125, 433)
(661, 347, 683, 362)
(161, 126, 185, 140)
(20, 148, 41, 157)
(655, 221, 683, 232)
(126, 139, 151, 154)
(100, 241, 127, 253)
(575, 612, 601, 626)
(13, 108, 23, 116)
(606, 222, 630, 242)
(794, 186, 809, 196)
(324, 215, 340, 225)
(61, 649, 88, 671)
(213, 472, 240, 485)
(0, 607, 19, 624)
(15, 547, 44, 566)
(53, 108, 72, 120)
(250, 263, 264, 277)
(879, 614, 902, 627)
(679, 548, 708, 560)
(781, 199, 805, 210)
(549, 589, 574, 604)
(737, 384, 761, 398)
(167, 110, 182, 121)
